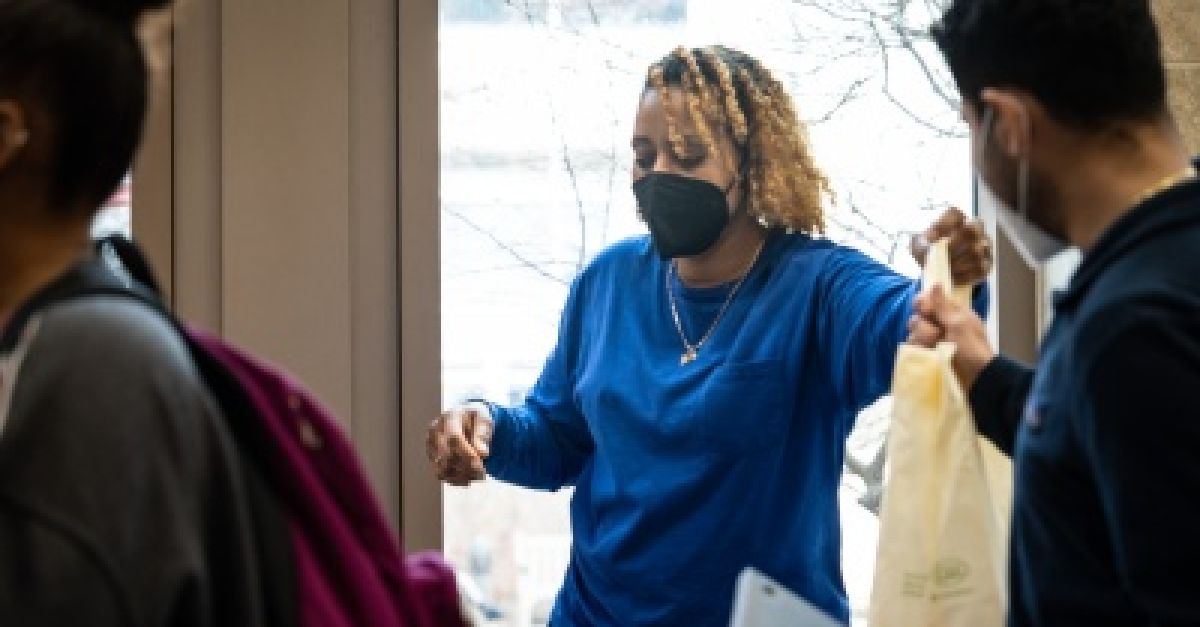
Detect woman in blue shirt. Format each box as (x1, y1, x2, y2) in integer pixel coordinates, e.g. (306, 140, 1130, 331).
(428, 46, 991, 626)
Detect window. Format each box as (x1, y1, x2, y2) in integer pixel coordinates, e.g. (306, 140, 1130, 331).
(91, 174, 133, 238)
(440, 1, 968, 624)
(1037, 250, 1082, 334)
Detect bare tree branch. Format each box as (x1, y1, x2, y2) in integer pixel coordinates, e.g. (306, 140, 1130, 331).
(794, 0, 964, 137)
(841, 191, 897, 240)
(807, 75, 869, 124)
(503, 0, 592, 273)
(794, 0, 875, 25)
(880, 0, 960, 111)
(502, 0, 542, 24)
(447, 260, 581, 279)
(446, 206, 571, 286)
(894, 33, 959, 112)
(589, 0, 622, 250)
(826, 212, 892, 259)
(868, 17, 964, 138)
(553, 129, 590, 272)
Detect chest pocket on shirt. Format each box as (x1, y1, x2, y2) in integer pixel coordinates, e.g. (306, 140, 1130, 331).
(694, 359, 789, 459)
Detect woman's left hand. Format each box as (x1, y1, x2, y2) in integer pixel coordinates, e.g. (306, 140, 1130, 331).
(911, 207, 993, 287)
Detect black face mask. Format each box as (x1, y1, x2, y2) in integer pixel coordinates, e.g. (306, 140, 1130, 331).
(633, 172, 736, 259)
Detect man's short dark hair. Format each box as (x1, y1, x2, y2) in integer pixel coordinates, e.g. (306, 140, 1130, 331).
(932, 0, 1168, 130)
(0, 0, 170, 214)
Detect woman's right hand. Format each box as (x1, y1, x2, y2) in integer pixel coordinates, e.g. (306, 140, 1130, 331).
(427, 403, 493, 486)
(907, 286, 996, 391)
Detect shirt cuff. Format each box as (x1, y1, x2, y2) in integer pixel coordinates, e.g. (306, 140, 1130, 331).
(971, 282, 991, 318)
(969, 355, 1028, 453)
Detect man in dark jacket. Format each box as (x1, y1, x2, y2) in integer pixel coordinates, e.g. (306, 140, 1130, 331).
(909, 1, 1200, 625)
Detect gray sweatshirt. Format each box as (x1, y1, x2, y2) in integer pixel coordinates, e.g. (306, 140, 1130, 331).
(0, 296, 266, 626)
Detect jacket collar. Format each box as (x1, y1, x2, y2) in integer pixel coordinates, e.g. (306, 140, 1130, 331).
(1055, 157, 1200, 311)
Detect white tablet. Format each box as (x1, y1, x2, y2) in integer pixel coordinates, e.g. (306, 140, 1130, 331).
(729, 567, 847, 627)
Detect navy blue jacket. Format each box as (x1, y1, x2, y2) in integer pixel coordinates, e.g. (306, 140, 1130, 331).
(972, 162, 1200, 626)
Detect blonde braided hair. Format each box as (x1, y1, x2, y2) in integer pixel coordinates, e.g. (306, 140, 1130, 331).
(644, 46, 833, 234)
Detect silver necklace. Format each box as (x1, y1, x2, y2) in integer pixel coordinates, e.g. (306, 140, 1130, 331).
(667, 241, 766, 365)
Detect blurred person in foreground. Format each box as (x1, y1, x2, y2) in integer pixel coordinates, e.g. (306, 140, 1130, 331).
(0, 1, 270, 624)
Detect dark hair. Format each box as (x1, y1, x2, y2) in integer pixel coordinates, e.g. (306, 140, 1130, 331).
(0, 0, 169, 212)
(931, 0, 1168, 129)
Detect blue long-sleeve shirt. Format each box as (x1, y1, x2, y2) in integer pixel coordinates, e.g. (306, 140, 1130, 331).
(484, 231, 980, 625)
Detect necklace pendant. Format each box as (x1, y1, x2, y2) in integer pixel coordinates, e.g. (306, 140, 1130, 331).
(680, 348, 698, 365)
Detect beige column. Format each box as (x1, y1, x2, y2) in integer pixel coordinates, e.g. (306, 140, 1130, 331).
(397, 0, 443, 553)
(1156, 0, 1200, 152)
(131, 15, 174, 302)
(171, 0, 404, 526)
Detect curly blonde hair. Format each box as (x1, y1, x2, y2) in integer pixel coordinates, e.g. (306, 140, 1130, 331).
(646, 46, 833, 234)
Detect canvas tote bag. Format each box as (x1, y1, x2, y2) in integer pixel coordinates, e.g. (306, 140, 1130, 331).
(868, 238, 1012, 627)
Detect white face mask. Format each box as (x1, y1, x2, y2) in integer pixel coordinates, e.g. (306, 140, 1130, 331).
(976, 108, 1069, 267)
